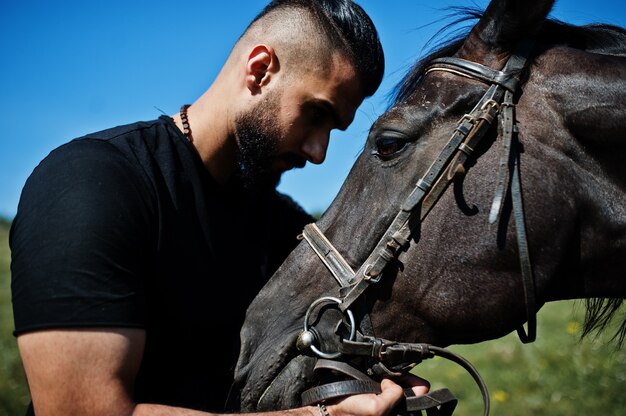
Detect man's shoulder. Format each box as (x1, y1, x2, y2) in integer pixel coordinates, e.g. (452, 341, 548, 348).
(40, 116, 174, 167)
(38, 115, 183, 185)
(79, 116, 170, 142)
(20, 120, 168, 216)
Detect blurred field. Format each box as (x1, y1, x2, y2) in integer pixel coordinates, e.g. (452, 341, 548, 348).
(1, 219, 624, 414)
(414, 302, 626, 415)
(0, 220, 30, 415)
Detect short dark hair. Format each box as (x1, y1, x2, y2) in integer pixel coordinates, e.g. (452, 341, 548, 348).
(251, 0, 384, 97)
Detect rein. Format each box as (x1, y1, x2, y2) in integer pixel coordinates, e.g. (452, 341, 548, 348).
(294, 40, 537, 416)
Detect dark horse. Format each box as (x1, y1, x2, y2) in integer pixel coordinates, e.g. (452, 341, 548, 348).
(234, 0, 626, 411)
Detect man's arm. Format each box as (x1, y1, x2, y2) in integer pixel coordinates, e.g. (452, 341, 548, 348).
(18, 328, 145, 416)
(133, 379, 415, 416)
(19, 329, 427, 416)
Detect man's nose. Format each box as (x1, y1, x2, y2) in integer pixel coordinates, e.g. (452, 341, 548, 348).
(301, 131, 330, 165)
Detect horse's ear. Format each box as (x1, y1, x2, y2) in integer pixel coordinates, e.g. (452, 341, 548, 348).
(459, 0, 554, 59)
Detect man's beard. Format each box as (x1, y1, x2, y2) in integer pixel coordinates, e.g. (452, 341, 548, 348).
(234, 93, 305, 191)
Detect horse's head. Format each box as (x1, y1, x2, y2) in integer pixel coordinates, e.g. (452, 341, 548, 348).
(234, 0, 626, 410)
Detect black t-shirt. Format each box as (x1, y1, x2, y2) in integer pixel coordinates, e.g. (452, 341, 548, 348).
(10, 116, 313, 413)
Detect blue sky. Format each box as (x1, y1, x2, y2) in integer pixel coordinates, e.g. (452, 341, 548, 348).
(1, 0, 624, 218)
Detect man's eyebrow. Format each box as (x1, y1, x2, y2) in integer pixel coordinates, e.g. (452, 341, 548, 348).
(312, 98, 346, 130)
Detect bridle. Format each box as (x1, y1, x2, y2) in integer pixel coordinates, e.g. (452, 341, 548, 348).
(294, 40, 538, 416)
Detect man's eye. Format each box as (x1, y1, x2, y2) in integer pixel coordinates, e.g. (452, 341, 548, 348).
(374, 136, 408, 157)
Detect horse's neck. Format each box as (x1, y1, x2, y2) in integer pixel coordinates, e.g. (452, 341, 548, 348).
(529, 47, 626, 301)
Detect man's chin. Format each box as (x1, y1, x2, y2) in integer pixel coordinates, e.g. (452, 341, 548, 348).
(237, 168, 282, 193)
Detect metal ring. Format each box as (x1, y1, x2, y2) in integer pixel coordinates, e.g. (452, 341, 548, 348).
(303, 296, 356, 359)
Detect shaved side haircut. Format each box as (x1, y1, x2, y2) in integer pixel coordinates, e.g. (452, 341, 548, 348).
(238, 0, 384, 97)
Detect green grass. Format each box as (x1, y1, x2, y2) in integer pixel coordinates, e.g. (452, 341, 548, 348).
(1, 219, 624, 414)
(0, 221, 30, 415)
(414, 301, 626, 415)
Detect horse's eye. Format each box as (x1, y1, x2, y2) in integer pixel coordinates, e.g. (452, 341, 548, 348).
(373, 135, 408, 158)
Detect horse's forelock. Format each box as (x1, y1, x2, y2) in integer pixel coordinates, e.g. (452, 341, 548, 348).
(390, 7, 481, 105)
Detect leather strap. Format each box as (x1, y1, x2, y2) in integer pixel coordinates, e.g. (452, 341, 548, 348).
(304, 381, 458, 416)
(511, 145, 537, 343)
(405, 388, 458, 416)
(313, 359, 372, 381)
(303, 382, 458, 416)
(488, 90, 515, 224)
(426, 57, 520, 92)
(301, 380, 382, 405)
(301, 223, 355, 287)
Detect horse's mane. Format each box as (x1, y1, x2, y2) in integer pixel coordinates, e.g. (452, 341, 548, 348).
(393, 8, 626, 104)
(390, 8, 626, 346)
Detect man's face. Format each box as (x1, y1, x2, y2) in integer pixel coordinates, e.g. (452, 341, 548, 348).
(234, 53, 365, 191)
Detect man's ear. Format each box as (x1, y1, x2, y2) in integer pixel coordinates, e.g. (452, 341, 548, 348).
(245, 44, 279, 94)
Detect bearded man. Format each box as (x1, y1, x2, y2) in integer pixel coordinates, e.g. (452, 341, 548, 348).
(10, 1, 428, 415)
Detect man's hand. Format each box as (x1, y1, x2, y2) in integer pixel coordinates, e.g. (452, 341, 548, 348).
(326, 375, 430, 416)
